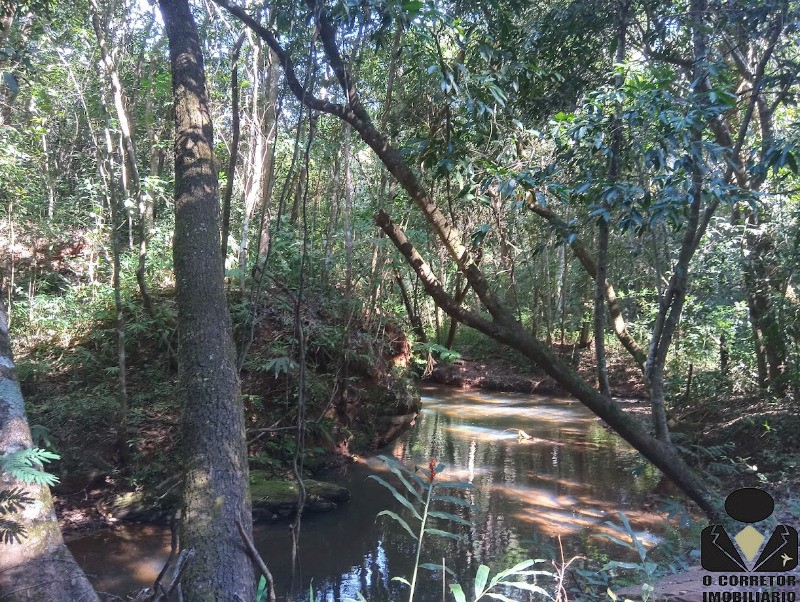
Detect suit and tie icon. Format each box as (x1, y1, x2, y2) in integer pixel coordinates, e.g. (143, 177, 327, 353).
(701, 487, 798, 572)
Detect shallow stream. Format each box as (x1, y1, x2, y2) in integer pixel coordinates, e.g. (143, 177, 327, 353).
(68, 385, 677, 600)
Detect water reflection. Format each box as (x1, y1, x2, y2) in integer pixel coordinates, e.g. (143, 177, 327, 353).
(69, 386, 675, 600)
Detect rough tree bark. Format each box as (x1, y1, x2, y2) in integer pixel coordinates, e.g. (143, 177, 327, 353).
(395, 269, 427, 343)
(159, 1, 255, 599)
(0, 301, 99, 602)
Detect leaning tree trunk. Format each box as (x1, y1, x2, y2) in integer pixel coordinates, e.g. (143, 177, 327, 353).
(213, 0, 721, 519)
(159, 1, 255, 600)
(0, 301, 99, 602)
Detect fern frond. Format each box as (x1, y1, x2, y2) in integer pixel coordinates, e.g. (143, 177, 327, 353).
(0, 448, 61, 486)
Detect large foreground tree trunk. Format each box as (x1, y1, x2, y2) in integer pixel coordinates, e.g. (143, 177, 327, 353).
(159, 1, 255, 600)
(0, 302, 98, 602)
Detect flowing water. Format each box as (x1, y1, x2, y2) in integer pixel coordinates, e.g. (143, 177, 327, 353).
(68, 386, 678, 600)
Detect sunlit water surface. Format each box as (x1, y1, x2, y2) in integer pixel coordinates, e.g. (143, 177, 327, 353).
(68, 386, 676, 600)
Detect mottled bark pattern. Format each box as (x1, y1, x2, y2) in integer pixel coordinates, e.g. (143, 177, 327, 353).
(158, 1, 255, 600)
(0, 302, 98, 602)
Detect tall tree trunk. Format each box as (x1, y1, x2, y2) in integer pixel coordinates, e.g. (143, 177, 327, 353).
(240, 39, 268, 290)
(89, 0, 154, 316)
(221, 32, 245, 261)
(255, 48, 280, 266)
(365, 27, 402, 319)
(100, 107, 130, 465)
(740, 86, 787, 394)
(594, 218, 611, 398)
(396, 269, 427, 343)
(445, 276, 470, 350)
(526, 199, 646, 368)
(595, 0, 630, 399)
(0, 302, 99, 602)
(159, 2, 255, 600)
(342, 122, 354, 294)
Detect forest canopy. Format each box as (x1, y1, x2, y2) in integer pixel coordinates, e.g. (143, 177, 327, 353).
(1, 0, 799, 599)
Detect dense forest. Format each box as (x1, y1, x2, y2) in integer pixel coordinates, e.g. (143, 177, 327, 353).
(1, 0, 799, 599)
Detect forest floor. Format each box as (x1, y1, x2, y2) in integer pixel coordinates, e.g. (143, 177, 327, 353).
(425, 346, 646, 398)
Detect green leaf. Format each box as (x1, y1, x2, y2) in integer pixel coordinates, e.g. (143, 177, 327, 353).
(474, 564, 490, 597)
(382, 458, 424, 504)
(432, 495, 473, 508)
(484, 594, 516, 601)
(368, 475, 422, 520)
(0, 448, 61, 486)
(489, 559, 538, 587)
(402, 0, 423, 15)
(392, 576, 412, 587)
(599, 531, 634, 550)
(434, 481, 475, 490)
(419, 562, 457, 578)
(255, 576, 267, 602)
(617, 512, 647, 562)
(376, 510, 418, 540)
(427, 510, 471, 526)
(603, 561, 641, 571)
(378, 454, 427, 490)
(424, 527, 464, 542)
(449, 583, 467, 602)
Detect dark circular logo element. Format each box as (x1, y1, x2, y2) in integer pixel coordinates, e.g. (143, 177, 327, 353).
(725, 487, 774, 523)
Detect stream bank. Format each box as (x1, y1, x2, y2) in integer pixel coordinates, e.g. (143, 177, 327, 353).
(67, 385, 681, 600)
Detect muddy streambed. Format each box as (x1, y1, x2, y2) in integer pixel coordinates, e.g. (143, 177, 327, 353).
(68, 385, 678, 600)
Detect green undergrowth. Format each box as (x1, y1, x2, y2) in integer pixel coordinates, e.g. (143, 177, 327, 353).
(11, 270, 419, 494)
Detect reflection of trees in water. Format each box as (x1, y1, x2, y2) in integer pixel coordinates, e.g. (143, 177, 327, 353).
(290, 393, 671, 600)
(71, 392, 671, 601)
(400, 393, 662, 549)
(341, 540, 391, 601)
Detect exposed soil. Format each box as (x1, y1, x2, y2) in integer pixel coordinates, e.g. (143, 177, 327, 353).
(424, 346, 646, 399)
(54, 481, 120, 541)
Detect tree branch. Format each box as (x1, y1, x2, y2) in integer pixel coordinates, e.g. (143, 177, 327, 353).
(526, 198, 646, 368)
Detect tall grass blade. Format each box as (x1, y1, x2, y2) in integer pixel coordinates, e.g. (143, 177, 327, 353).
(380, 456, 424, 504)
(474, 564, 490, 597)
(377, 510, 418, 540)
(449, 583, 467, 602)
(427, 510, 471, 526)
(369, 475, 423, 520)
(425, 527, 464, 542)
